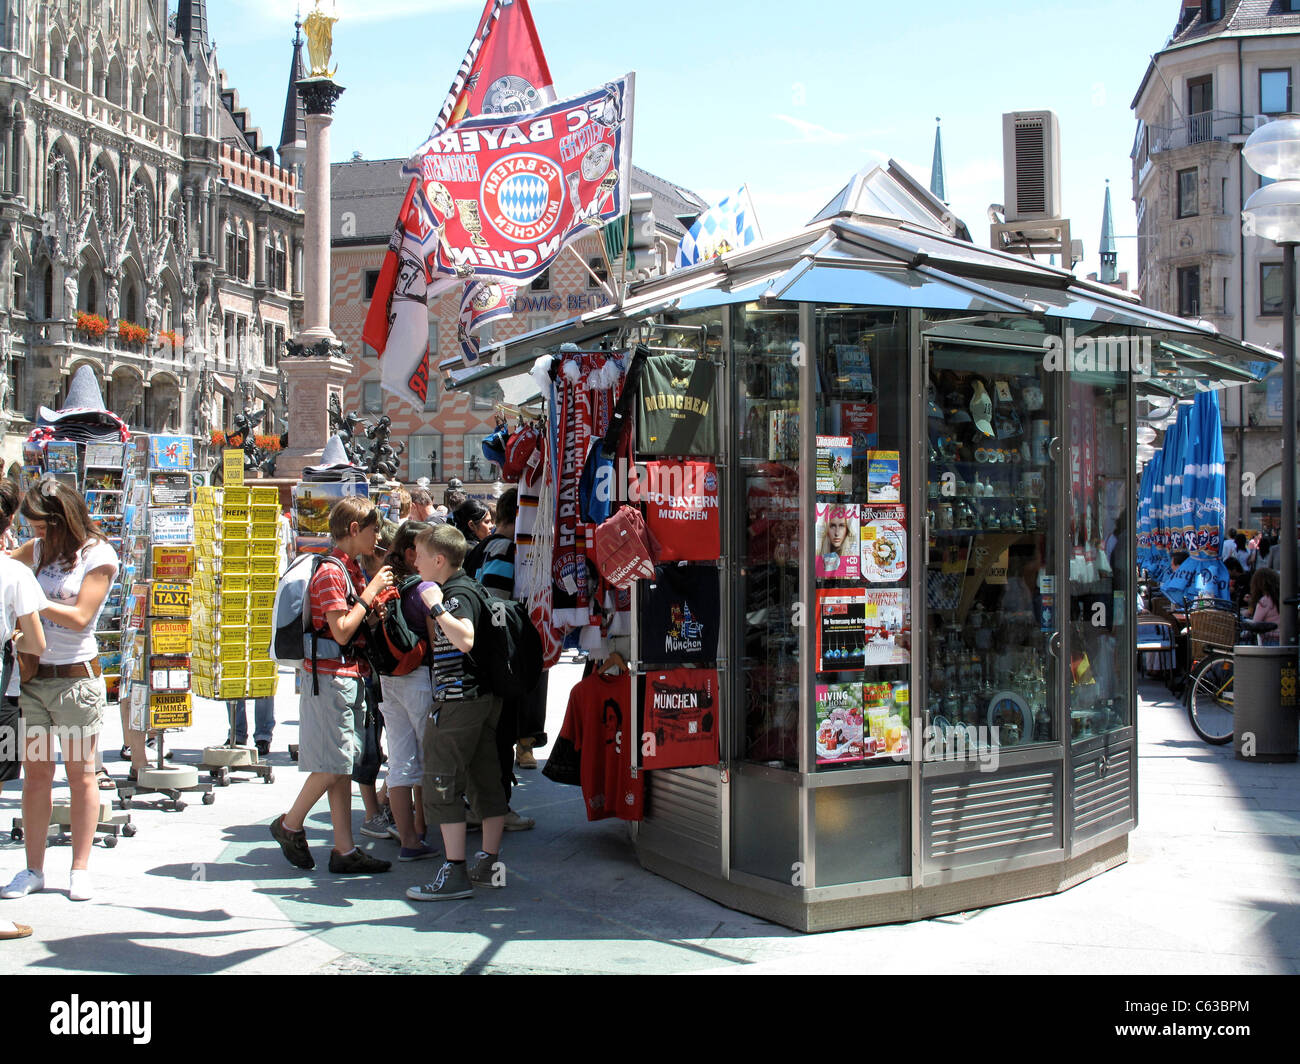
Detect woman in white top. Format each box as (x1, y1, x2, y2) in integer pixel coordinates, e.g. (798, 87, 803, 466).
(1, 479, 118, 904)
(0, 480, 46, 938)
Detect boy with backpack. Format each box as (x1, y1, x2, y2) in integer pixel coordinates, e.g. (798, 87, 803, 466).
(405, 524, 508, 901)
(269, 496, 395, 874)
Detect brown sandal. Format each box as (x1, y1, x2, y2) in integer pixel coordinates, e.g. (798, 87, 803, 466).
(96, 768, 117, 791)
(0, 923, 33, 940)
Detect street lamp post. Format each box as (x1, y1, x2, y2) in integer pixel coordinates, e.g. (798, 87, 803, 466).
(1243, 117, 1300, 649)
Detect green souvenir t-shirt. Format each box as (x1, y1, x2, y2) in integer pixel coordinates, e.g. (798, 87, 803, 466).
(636, 354, 717, 456)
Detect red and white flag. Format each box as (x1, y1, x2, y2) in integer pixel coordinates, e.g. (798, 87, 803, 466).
(365, 0, 555, 409)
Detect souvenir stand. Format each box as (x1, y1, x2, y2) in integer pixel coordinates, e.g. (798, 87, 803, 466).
(117, 434, 215, 812)
(444, 165, 1279, 931)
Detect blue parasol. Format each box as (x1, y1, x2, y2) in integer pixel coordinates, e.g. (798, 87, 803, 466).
(1181, 391, 1230, 601)
(1157, 403, 1191, 599)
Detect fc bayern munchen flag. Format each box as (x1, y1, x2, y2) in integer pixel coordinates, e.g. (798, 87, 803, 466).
(403, 77, 633, 288)
(365, 0, 555, 409)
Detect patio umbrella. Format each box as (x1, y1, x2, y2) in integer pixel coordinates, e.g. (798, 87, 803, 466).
(1136, 458, 1156, 574)
(1178, 390, 1230, 602)
(1158, 402, 1200, 604)
(1155, 403, 1190, 596)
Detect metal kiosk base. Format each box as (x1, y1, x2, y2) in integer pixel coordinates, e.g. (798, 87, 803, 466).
(198, 745, 275, 787)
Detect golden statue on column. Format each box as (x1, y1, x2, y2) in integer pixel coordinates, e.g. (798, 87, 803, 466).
(304, 0, 339, 78)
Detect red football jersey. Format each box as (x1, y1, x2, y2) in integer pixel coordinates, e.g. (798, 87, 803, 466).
(567, 671, 644, 822)
(642, 460, 721, 562)
(642, 668, 720, 770)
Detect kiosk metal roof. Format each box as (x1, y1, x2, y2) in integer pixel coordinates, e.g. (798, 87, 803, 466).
(442, 163, 1280, 399)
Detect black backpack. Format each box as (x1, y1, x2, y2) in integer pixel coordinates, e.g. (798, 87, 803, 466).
(367, 574, 429, 676)
(441, 574, 543, 700)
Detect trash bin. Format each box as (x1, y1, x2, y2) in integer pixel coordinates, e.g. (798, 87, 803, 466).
(1234, 645, 1299, 763)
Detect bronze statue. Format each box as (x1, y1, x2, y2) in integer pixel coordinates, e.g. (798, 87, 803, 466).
(304, 1, 339, 79)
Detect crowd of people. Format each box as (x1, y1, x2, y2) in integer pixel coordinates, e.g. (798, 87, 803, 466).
(0, 473, 548, 926)
(1220, 527, 1285, 643)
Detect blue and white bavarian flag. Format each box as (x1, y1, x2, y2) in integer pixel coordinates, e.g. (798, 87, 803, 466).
(673, 185, 762, 269)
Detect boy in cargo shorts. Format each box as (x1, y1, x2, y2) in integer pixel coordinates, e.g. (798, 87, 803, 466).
(404, 524, 507, 902)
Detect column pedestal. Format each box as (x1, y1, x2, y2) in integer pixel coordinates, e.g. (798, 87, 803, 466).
(275, 355, 353, 479)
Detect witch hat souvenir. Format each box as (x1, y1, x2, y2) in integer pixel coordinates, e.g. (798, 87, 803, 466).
(302, 433, 367, 481)
(38, 364, 109, 423)
(969, 379, 995, 438)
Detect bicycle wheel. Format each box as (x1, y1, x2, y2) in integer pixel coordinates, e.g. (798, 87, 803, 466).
(1187, 654, 1235, 745)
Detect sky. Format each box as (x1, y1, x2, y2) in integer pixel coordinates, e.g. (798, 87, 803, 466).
(207, 0, 1181, 284)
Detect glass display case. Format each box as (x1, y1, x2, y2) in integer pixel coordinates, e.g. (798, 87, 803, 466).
(923, 341, 1059, 754)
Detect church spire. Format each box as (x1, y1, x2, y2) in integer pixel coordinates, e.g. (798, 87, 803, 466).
(930, 117, 947, 204)
(279, 15, 308, 158)
(1100, 179, 1118, 285)
(176, 0, 209, 58)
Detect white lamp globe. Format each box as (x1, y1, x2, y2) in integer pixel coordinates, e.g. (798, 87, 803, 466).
(1243, 116, 1300, 180)
(1243, 180, 1300, 244)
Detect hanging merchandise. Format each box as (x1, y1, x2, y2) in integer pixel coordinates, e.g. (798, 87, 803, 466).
(551, 349, 621, 630)
(641, 459, 720, 562)
(593, 505, 657, 588)
(636, 353, 718, 456)
(641, 667, 720, 770)
(638, 563, 721, 666)
(579, 346, 650, 526)
(559, 669, 643, 822)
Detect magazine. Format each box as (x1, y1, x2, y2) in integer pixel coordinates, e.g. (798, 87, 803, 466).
(815, 436, 853, 495)
(833, 343, 873, 393)
(84, 490, 122, 516)
(838, 402, 878, 458)
(815, 683, 864, 765)
(815, 588, 866, 673)
(860, 504, 907, 583)
(862, 588, 910, 667)
(83, 469, 124, 491)
(815, 503, 860, 580)
(766, 405, 800, 461)
(866, 450, 901, 502)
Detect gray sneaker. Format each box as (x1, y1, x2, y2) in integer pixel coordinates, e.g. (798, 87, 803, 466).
(406, 861, 473, 901)
(468, 851, 505, 888)
(360, 810, 393, 840)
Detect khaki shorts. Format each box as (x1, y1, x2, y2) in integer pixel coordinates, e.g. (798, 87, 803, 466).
(20, 674, 107, 750)
(422, 694, 507, 826)
(297, 670, 363, 776)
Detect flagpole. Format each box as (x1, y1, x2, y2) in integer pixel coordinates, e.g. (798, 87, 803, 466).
(618, 71, 636, 307)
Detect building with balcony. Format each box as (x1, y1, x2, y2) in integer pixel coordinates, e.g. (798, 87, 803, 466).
(330, 157, 707, 487)
(0, 0, 304, 471)
(1132, 0, 1300, 532)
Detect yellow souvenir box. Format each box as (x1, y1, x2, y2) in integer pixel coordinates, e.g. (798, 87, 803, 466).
(249, 538, 278, 558)
(249, 660, 278, 680)
(219, 677, 250, 701)
(250, 486, 280, 506)
(249, 555, 278, 575)
(250, 520, 277, 541)
(221, 539, 251, 559)
(222, 556, 250, 576)
(249, 676, 277, 698)
(249, 608, 273, 629)
(223, 487, 251, 506)
(249, 574, 277, 595)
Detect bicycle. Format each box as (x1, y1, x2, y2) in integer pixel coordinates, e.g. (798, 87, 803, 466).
(1185, 615, 1278, 744)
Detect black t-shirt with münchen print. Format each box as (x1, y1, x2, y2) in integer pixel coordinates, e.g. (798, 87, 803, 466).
(636, 354, 717, 455)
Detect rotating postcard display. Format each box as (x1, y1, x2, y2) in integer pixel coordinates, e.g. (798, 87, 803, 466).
(813, 313, 911, 767)
(191, 483, 282, 703)
(631, 351, 723, 774)
(124, 435, 197, 739)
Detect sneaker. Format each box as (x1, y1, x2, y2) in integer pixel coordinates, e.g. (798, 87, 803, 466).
(387, 822, 402, 842)
(255, 740, 271, 757)
(69, 870, 93, 902)
(504, 809, 536, 832)
(468, 851, 505, 888)
(269, 814, 315, 870)
(328, 848, 392, 874)
(398, 843, 439, 862)
(406, 861, 472, 901)
(1, 869, 45, 899)
(360, 810, 394, 839)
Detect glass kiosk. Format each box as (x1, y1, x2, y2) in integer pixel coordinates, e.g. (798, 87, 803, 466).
(446, 167, 1276, 931)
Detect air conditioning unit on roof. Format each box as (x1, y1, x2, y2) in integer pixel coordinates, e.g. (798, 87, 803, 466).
(1002, 110, 1062, 223)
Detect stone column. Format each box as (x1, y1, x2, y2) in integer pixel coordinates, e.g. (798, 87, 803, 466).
(296, 77, 344, 347)
(277, 75, 347, 479)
